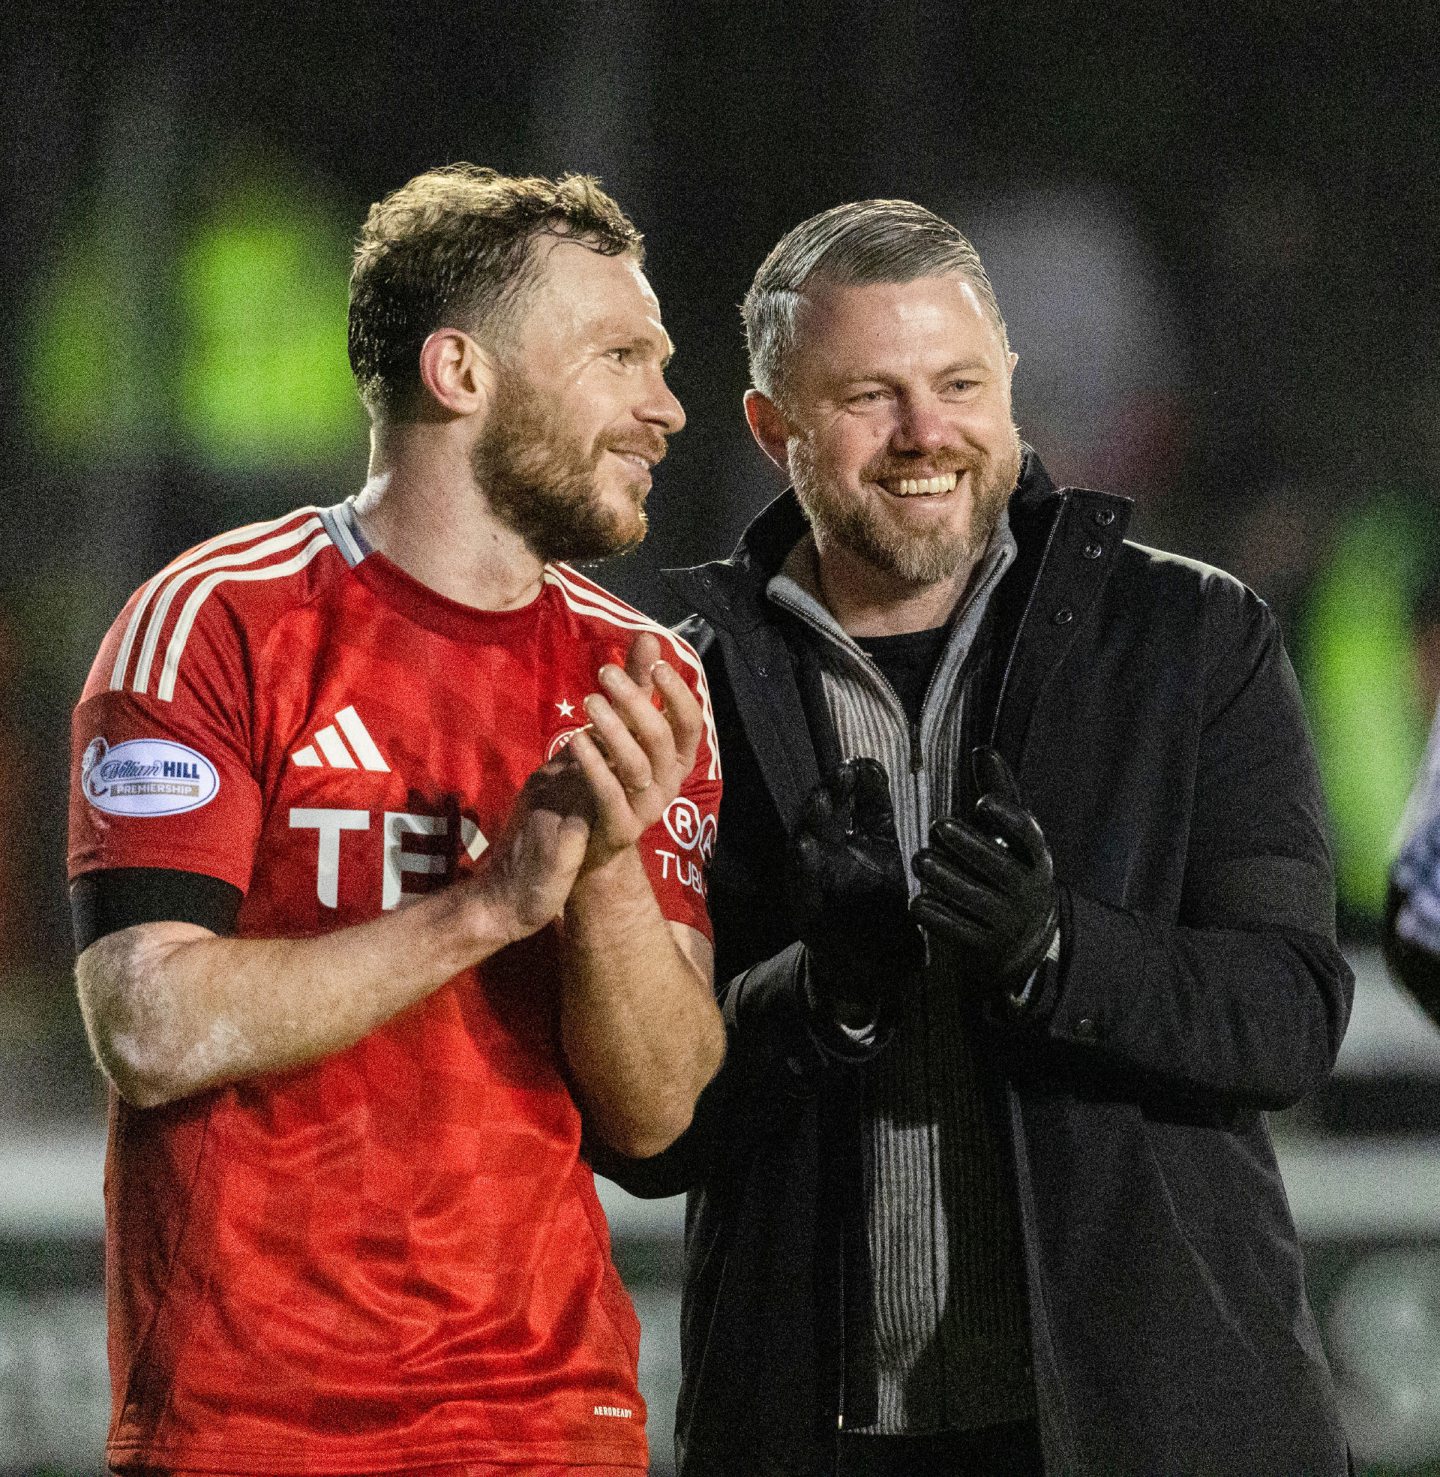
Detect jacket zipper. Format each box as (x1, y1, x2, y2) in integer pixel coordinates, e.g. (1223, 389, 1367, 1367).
(754, 521, 1061, 1459)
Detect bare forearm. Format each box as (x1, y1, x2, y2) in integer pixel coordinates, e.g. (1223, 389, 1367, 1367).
(77, 884, 516, 1108)
(559, 850, 723, 1157)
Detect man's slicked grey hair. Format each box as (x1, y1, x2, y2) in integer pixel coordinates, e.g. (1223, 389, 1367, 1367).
(742, 199, 1008, 401)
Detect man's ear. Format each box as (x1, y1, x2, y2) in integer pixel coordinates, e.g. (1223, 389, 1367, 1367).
(418, 328, 496, 417)
(744, 388, 794, 475)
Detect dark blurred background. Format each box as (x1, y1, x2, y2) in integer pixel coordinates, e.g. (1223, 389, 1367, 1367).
(3, 2, 1439, 1471)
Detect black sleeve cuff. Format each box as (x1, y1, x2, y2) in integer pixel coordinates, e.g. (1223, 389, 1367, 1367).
(799, 948, 895, 1062)
(70, 868, 243, 954)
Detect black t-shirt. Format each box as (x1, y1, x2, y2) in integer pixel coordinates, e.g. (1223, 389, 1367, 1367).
(854, 624, 950, 728)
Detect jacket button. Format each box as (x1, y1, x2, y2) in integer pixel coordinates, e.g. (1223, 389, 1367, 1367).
(1075, 1017, 1098, 1041)
(785, 1054, 806, 1078)
(1083, 541, 1104, 559)
(1053, 607, 1074, 626)
(1093, 508, 1116, 527)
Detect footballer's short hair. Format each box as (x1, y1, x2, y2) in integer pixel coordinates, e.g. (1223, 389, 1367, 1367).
(348, 164, 643, 418)
(742, 198, 1008, 403)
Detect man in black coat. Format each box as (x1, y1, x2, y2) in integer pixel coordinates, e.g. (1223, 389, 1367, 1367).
(599, 199, 1352, 1476)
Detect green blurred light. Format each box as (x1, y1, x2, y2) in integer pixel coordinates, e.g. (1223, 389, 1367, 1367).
(1302, 502, 1433, 919)
(24, 242, 150, 459)
(176, 188, 361, 469)
(24, 175, 361, 471)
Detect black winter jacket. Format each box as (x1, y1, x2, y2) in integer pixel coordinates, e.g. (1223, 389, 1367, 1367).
(601, 455, 1353, 1476)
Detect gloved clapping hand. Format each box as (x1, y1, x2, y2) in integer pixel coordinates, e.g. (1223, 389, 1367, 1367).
(911, 747, 1058, 998)
(790, 757, 925, 1029)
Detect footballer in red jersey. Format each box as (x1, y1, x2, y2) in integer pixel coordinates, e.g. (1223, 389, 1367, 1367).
(68, 167, 725, 1476)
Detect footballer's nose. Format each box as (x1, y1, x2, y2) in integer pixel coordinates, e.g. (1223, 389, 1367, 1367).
(640, 372, 686, 437)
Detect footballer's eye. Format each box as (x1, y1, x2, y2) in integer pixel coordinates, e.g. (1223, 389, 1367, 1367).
(849, 388, 888, 405)
(608, 346, 634, 364)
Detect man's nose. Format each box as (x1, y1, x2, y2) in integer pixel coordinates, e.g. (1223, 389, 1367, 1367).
(892, 393, 950, 454)
(639, 371, 686, 436)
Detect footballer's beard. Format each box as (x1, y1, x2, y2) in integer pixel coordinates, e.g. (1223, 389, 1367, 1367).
(471, 373, 655, 565)
(792, 426, 1024, 586)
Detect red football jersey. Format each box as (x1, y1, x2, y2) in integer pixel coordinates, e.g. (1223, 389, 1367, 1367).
(67, 502, 720, 1475)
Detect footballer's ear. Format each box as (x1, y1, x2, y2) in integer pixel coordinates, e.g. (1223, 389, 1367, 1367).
(418, 328, 496, 418)
(744, 389, 793, 476)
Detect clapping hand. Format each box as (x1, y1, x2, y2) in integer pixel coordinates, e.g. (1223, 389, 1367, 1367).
(790, 757, 924, 1028)
(476, 631, 701, 939)
(551, 631, 703, 870)
(910, 747, 1058, 997)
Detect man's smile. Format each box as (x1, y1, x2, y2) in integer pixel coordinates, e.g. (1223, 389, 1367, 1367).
(877, 471, 961, 498)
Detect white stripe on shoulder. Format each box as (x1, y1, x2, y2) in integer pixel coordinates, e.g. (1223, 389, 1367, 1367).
(543, 563, 708, 664)
(110, 509, 322, 692)
(543, 564, 720, 783)
(130, 517, 325, 696)
(156, 530, 333, 701)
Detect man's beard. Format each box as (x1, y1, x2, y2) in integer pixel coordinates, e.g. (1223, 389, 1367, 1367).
(471, 371, 655, 564)
(792, 426, 1024, 585)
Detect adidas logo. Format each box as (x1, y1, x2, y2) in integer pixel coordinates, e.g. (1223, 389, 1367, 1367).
(292, 706, 390, 772)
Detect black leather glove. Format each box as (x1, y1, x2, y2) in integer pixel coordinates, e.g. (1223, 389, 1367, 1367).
(790, 757, 925, 1030)
(910, 747, 1058, 998)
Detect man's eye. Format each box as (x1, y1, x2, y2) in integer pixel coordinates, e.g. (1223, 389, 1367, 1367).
(609, 347, 633, 364)
(947, 379, 977, 393)
(850, 389, 886, 404)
